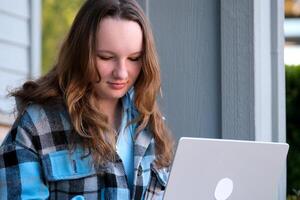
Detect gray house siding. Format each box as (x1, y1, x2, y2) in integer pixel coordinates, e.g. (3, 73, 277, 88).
(0, 0, 29, 114)
(138, 0, 222, 141)
(137, 0, 285, 141)
(0, 0, 41, 126)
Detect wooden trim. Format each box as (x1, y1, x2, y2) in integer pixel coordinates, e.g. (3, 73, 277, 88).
(271, 1, 286, 199)
(29, 0, 41, 79)
(271, 0, 286, 143)
(253, 0, 272, 141)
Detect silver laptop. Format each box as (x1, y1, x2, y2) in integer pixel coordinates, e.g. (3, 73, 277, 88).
(163, 137, 289, 200)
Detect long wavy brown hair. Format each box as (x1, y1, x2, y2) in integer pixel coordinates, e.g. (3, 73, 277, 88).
(11, 0, 173, 168)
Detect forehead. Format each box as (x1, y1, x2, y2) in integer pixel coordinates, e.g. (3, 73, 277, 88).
(96, 17, 143, 54)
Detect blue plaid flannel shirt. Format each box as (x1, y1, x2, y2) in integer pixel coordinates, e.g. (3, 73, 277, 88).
(0, 92, 169, 200)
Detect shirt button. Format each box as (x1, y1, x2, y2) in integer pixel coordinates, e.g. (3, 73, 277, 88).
(137, 166, 142, 176)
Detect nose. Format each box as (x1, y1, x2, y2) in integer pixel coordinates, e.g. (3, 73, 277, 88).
(113, 59, 128, 80)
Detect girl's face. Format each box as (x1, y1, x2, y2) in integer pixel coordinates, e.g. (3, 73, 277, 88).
(94, 17, 143, 102)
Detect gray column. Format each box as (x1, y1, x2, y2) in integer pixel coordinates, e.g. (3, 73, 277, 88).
(271, 0, 286, 144)
(271, 1, 286, 199)
(221, 0, 286, 199)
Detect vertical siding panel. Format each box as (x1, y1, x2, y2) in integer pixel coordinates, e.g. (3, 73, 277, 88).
(220, 0, 255, 140)
(146, 0, 221, 140)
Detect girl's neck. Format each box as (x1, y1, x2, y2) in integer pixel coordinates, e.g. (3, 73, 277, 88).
(98, 99, 122, 131)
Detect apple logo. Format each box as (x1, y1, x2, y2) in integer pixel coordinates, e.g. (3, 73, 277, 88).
(214, 178, 234, 200)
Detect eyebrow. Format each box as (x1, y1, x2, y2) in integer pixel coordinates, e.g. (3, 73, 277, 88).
(96, 50, 143, 56)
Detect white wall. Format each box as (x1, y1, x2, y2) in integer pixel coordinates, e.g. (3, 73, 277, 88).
(0, 0, 41, 127)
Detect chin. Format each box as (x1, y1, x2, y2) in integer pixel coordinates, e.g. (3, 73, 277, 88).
(95, 86, 130, 101)
(110, 90, 127, 99)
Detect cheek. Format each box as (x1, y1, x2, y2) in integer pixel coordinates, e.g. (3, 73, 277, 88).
(131, 65, 142, 81)
(96, 62, 113, 79)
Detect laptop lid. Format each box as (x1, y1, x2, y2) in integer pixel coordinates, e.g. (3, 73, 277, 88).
(163, 137, 289, 200)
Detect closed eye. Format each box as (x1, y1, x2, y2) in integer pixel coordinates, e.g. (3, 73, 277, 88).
(128, 56, 141, 62)
(97, 55, 114, 60)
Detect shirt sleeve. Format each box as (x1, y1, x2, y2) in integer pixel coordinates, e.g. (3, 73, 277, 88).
(0, 139, 49, 199)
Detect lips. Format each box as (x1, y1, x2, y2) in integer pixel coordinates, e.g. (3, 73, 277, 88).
(107, 81, 127, 90)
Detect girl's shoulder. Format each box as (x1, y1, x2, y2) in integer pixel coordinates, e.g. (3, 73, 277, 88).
(1, 102, 73, 155)
(17, 102, 71, 134)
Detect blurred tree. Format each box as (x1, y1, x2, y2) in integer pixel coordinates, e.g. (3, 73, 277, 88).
(286, 65, 300, 196)
(285, 0, 300, 17)
(42, 0, 85, 74)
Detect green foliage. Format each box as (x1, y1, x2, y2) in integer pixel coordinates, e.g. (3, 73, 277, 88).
(287, 195, 300, 200)
(42, 0, 85, 74)
(286, 65, 300, 196)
